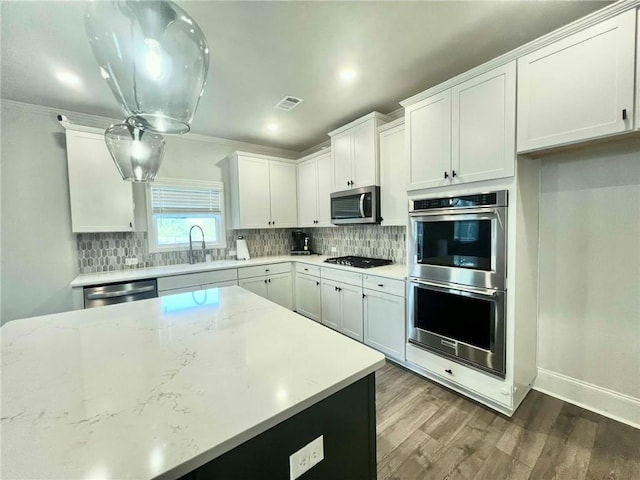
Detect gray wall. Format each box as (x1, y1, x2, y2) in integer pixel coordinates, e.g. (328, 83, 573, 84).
(1, 101, 78, 323)
(537, 137, 640, 399)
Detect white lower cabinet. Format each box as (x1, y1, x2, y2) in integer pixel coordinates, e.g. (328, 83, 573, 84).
(320, 278, 363, 341)
(238, 263, 293, 310)
(157, 269, 238, 296)
(295, 272, 321, 322)
(363, 289, 405, 362)
(159, 280, 237, 297)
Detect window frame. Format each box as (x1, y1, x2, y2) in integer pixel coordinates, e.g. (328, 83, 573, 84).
(146, 178, 226, 253)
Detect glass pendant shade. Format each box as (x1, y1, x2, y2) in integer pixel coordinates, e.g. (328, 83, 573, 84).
(105, 124, 166, 183)
(86, 1, 210, 134)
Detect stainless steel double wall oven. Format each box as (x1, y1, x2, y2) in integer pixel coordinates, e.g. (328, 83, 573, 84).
(408, 191, 508, 378)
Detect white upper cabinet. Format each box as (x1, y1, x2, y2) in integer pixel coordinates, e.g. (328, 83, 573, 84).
(229, 152, 298, 229)
(378, 120, 408, 226)
(328, 112, 390, 192)
(296, 150, 332, 227)
(65, 129, 134, 233)
(635, 9, 639, 130)
(517, 9, 636, 153)
(452, 61, 516, 184)
(406, 91, 451, 190)
(405, 62, 515, 191)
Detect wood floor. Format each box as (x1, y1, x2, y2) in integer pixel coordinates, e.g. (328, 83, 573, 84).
(375, 362, 639, 480)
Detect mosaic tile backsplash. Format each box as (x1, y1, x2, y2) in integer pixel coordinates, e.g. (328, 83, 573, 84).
(76, 225, 406, 273)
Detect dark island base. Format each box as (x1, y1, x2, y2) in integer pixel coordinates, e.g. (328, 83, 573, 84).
(182, 373, 377, 480)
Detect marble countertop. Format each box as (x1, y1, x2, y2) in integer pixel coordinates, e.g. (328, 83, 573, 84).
(1, 286, 385, 480)
(71, 255, 408, 287)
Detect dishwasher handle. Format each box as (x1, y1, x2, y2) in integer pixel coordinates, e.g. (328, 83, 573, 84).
(86, 285, 156, 300)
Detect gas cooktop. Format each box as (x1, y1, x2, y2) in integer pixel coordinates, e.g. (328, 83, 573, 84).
(324, 256, 392, 269)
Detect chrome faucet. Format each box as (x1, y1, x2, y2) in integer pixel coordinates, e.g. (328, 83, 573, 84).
(188, 225, 205, 264)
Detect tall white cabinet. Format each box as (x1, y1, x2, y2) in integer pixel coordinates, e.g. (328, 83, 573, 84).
(64, 129, 135, 233)
(517, 9, 636, 153)
(296, 150, 332, 227)
(229, 152, 298, 229)
(378, 119, 407, 226)
(328, 112, 390, 192)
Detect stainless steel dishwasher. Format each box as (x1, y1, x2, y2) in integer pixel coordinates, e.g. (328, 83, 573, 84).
(83, 279, 158, 308)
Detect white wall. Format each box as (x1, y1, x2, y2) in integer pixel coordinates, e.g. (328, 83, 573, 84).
(536, 137, 640, 426)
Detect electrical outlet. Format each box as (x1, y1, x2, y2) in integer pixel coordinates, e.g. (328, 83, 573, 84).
(330, 246, 337, 253)
(289, 435, 324, 480)
(125, 257, 138, 266)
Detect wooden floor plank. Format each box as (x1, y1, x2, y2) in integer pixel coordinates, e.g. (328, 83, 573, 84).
(375, 363, 638, 480)
(585, 416, 640, 480)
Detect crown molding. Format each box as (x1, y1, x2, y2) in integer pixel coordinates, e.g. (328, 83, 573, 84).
(400, 0, 640, 107)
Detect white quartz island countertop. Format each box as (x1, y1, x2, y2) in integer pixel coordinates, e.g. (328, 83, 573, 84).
(1, 286, 385, 480)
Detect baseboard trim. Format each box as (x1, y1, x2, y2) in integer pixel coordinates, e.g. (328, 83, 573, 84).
(534, 368, 640, 428)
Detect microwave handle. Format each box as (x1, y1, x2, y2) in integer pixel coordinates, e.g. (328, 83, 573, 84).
(410, 278, 499, 299)
(359, 193, 366, 218)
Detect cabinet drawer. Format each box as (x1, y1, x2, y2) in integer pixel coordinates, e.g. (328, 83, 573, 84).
(406, 344, 512, 407)
(296, 263, 321, 277)
(238, 262, 291, 279)
(157, 269, 238, 292)
(363, 274, 405, 297)
(320, 267, 362, 287)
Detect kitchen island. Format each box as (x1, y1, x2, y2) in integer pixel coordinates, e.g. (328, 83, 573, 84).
(1, 286, 385, 479)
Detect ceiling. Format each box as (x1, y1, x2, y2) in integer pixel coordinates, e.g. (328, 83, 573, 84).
(1, 1, 612, 153)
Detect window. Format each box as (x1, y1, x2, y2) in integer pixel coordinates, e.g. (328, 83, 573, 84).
(147, 179, 225, 252)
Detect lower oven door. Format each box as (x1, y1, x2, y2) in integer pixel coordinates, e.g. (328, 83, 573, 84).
(407, 278, 506, 378)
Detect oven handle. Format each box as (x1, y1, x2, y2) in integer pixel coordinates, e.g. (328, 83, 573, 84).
(410, 278, 499, 299)
(409, 207, 500, 217)
(359, 193, 366, 218)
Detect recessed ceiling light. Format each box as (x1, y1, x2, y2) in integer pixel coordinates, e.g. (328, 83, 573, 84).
(339, 69, 357, 83)
(55, 70, 82, 88)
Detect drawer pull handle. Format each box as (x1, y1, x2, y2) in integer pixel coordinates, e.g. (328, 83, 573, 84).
(445, 369, 453, 375)
(304, 268, 308, 271)
(265, 269, 270, 272)
(623, 109, 628, 120)
(377, 283, 384, 287)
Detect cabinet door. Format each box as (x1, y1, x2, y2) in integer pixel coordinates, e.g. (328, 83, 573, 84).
(517, 10, 635, 152)
(237, 157, 271, 228)
(295, 273, 321, 322)
(406, 91, 451, 191)
(316, 153, 333, 226)
(320, 279, 341, 331)
(65, 130, 134, 233)
(296, 159, 317, 228)
(239, 276, 269, 299)
(331, 132, 353, 192)
(379, 124, 407, 226)
(267, 272, 293, 310)
(351, 120, 377, 188)
(269, 160, 298, 228)
(340, 282, 364, 342)
(364, 290, 405, 361)
(452, 62, 516, 185)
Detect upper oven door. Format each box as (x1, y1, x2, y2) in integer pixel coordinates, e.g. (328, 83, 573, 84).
(409, 206, 507, 290)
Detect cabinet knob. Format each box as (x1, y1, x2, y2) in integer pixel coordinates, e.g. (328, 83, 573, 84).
(129, 221, 133, 228)
(265, 269, 270, 272)
(444, 171, 449, 179)
(264, 279, 268, 284)
(445, 369, 453, 375)
(335, 286, 338, 291)
(452, 170, 457, 178)
(304, 268, 308, 271)
(623, 109, 628, 120)
(316, 281, 320, 286)
(268, 279, 271, 283)
(377, 284, 384, 287)
(362, 293, 366, 298)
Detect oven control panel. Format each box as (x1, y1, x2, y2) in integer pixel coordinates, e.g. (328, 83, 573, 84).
(411, 191, 507, 211)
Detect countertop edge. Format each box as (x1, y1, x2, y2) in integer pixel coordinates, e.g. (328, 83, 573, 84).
(158, 357, 386, 480)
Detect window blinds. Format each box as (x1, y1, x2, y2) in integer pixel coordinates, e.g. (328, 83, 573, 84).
(150, 185, 222, 215)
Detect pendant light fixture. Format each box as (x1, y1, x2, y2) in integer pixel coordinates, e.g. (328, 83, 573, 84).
(104, 123, 166, 183)
(86, 0, 210, 134)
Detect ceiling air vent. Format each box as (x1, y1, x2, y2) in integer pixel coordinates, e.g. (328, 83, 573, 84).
(274, 96, 303, 111)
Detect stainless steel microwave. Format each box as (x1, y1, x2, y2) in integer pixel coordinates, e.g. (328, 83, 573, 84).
(330, 185, 381, 225)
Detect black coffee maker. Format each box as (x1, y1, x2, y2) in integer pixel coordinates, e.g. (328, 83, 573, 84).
(291, 230, 311, 255)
